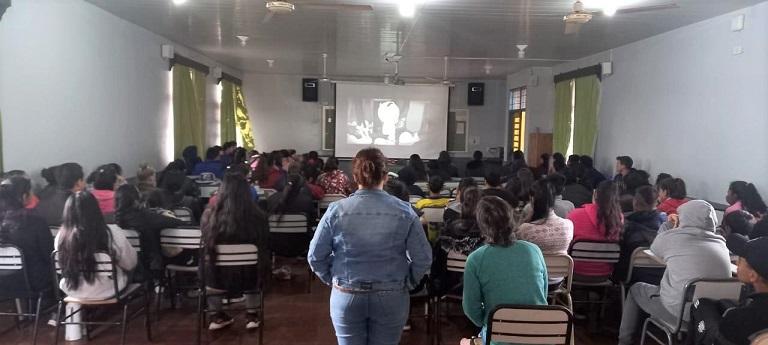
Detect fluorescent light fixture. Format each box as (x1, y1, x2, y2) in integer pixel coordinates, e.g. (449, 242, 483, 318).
(172, 0, 187, 5)
(398, 2, 416, 17)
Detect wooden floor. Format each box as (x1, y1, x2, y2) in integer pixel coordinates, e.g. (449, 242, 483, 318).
(0, 262, 621, 345)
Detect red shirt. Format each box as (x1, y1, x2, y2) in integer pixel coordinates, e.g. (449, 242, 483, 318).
(567, 203, 622, 277)
(317, 170, 352, 196)
(657, 198, 689, 215)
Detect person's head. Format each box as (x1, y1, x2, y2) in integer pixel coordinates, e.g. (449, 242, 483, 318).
(182, 145, 199, 159)
(301, 164, 321, 184)
(324, 156, 340, 173)
(206, 146, 221, 161)
(165, 159, 187, 173)
(384, 180, 409, 202)
(232, 147, 247, 165)
(512, 150, 524, 161)
(408, 154, 426, 174)
(115, 184, 142, 221)
(437, 151, 452, 168)
(397, 167, 417, 186)
(205, 170, 262, 249)
(658, 177, 686, 201)
(136, 164, 156, 187)
(633, 185, 657, 212)
(515, 168, 535, 203)
(567, 154, 581, 167)
(655, 173, 672, 188)
(58, 191, 110, 290)
(455, 177, 477, 201)
(56, 163, 85, 192)
(427, 175, 445, 195)
(727, 181, 767, 216)
(484, 170, 502, 188)
(88, 165, 118, 191)
(0, 176, 31, 214)
(529, 179, 556, 222)
(41, 166, 59, 186)
(623, 169, 651, 195)
(160, 169, 186, 193)
(307, 151, 319, 161)
(552, 153, 566, 171)
(222, 141, 237, 155)
(539, 153, 550, 166)
(677, 200, 717, 231)
(280, 150, 293, 169)
(472, 150, 483, 161)
(615, 156, 633, 174)
(593, 181, 622, 239)
(579, 155, 594, 169)
(460, 187, 482, 220)
(546, 173, 566, 196)
(728, 234, 768, 291)
(722, 210, 755, 237)
(270, 173, 306, 215)
(352, 148, 388, 189)
(476, 196, 515, 247)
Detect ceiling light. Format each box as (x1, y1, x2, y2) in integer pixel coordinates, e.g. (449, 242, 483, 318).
(399, 2, 416, 17)
(603, 5, 618, 16)
(236, 35, 249, 46)
(172, 0, 187, 5)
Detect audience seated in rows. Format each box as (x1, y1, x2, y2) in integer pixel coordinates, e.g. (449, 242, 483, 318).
(201, 170, 269, 331)
(135, 164, 157, 202)
(148, 169, 202, 222)
(614, 185, 665, 285)
(617, 200, 732, 344)
(567, 181, 623, 281)
(253, 151, 287, 191)
(657, 177, 690, 215)
(443, 178, 477, 225)
(414, 176, 451, 210)
(562, 168, 593, 208)
(55, 191, 137, 300)
(35, 162, 85, 226)
(726, 181, 767, 219)
(482, 170, 517, 207)
(465, 151, 485, 177)
(460, 196, 548, 345)
(0, 175, 55, 295)
(193, 146, 225, 179)
(317, 156, 352, 196)
(396, 167, 425, 199)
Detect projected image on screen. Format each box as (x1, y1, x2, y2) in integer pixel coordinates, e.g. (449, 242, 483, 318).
(336, 83, 449, 159)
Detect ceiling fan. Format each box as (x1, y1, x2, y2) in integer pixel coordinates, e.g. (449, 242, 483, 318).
(263, 1, 374, 23)
(563, 0, 679, 34)
(423, 57, 456, 87)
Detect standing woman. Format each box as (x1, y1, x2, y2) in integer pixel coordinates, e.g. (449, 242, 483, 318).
(308, 148, 432, 345)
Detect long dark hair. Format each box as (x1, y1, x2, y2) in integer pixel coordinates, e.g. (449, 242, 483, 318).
(57, 192, 110, 290)
(594, 181, 622, 240)
(203, 171, 264, 254)
(232, 147, 247, 166)
(729, 181, 767, 217)
(270, 174, 306, 216)
(115, 184, 142, 228)
(0, 176, 31, 242)
(516, 168, 535, 204)
(460, 187, 482, 220)
(530, 180, 555, 222)
(88, 165, 118, 191)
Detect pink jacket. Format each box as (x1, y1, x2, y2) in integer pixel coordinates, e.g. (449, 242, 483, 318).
(91, 189, 115, 215)
(567, 203, 621, 277)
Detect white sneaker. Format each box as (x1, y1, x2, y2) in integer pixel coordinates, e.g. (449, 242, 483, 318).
(402, 323, 412, 331)
(223, 295, 245, 304)
(208, 313, 234, 331)
(245, 320, 260, 330)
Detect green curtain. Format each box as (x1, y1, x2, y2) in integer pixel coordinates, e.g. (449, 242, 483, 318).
(553, 80, 573, 154)
(220, 80, 237, 144)
(234, 85, 255, 151)
(572, 75, 601, 156)
(173, 65, 206, 159)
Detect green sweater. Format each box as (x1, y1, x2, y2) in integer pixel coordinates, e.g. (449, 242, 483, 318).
(462, 241, 548, 336)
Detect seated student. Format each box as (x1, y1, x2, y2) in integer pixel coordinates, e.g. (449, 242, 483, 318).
(219, 141, 237, 168)
(482, 169, 517, 207)
(550, 152, 567, 174)
(721, 210, 755, 238)
(232, 147, 248, 167)
(147, 169, 202, 223)
(0, 176, 55, 295)
(617, 200, 732, 345)
(725, 181, 767, 219)
(568, 181, 623, 281)
(193, 146, 225, 179)
(545, 173, 576, 218)
(38, 165, 59, 201)
(182, 145, 203, 175)
(536, 153, 550, 179)
(657, 177, 690, 215)
(399, 154, 429, 182)
(655, 172, 672, 188)
(751, 218, 768, 239)
(301, 164, 325, 200)
(436, 151, 459, 179)
(158, 160, 201, 199)
(613, 156, 636, 183)
(2, 170, 39, 209)
(317, 156, 352, 196)
(115, 184, 184, 272)
(55, 192, 137, 300)
(690, 234, 768, 345)
(465, 150, 485, 177)
(35, 163, 85, 226)
(108, 163, 126, 187)
(254, 152, 287, 191)
(267, 173, 316, 255)
(614, 186, 665, 285)
(444, 177, 477, 225)
(305, 150, 324, 171)
(579, 155, 606, 190)
(136, 164, 157, 202)
(506, 168, 535, 208)
(562, 168, 593, 208)
(460, 196, 548, 345)
(619, 169, 652, 213)
(88, 165, 119, 221)
(503, 150, 527, 177)
(414, 176, 451, 210)
(201, 170, 269, 331)
(396, 168, 426, 199)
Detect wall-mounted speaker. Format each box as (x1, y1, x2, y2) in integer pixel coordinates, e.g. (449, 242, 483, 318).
(468, 82, 485, 106)
(302, 78, 319, 102)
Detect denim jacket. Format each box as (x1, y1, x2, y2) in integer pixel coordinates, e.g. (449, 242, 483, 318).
(308, 188, 432, 291)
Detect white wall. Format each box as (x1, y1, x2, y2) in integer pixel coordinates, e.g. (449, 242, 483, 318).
(513, 1, 768, 202)
(0, 0, 241, 178)
(244, 74, 509, 158)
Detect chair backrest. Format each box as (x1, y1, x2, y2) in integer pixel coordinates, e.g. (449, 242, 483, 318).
(569, 240, 621, 263)
(0, 245, 23, 271)
(752, 331, 768, 345)
(212, 244, 259, 267)
(171, 207, 194, 223)
(318, 194, 345, 210)
(269, 214, 309, 234)
(446, 250, 468, 273)
(121, 229, 142, 252)
(51, 251, 118, 299)
(487, 304, 573, 345)
(422, 207, 445, 223)
(544, 254, 574, 292)
(674, 278, 744, 332)
(262, 188, 278, 198)
(160, 227, 203, 249)
(625, 247, 666, 284)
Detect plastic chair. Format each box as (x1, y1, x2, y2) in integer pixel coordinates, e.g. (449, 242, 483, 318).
(620, 247, 666, 310)
(544, 254, 574, 312)
(158, 227, 203, 311)
(268, 214, 312, 293)
(486, 304, 573, 345)
(435, 250, 468, 345)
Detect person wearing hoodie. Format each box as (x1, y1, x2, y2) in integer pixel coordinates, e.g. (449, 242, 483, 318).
(567, 181, 623, 280)
(614, 186, 665, 285)
(87, 164, 119, 221)
(617, 200, 732, 345)
(182, 145, 203, 175)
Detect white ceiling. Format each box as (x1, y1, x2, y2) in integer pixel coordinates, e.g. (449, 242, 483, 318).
(86, 0, 765, 80)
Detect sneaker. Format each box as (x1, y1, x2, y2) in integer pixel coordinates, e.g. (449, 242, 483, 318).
(223, 295, 245, 304)
(208, 312, 234, 331)
(402, 322, 411, 331)
(245, 313, 260, 330)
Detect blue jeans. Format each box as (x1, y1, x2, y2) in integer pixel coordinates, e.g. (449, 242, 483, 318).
(330, 288, 410, 345)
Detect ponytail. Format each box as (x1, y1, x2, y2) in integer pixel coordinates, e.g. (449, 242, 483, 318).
(352, 148, 387, 188)
(742, 183, 767, 217)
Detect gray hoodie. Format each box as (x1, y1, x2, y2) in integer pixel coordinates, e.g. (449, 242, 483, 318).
(650, 200, 732, 318)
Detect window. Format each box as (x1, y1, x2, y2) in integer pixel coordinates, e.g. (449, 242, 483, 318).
(509, 87, 527, 153)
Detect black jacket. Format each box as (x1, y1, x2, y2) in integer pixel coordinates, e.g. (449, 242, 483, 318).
(614, 210, 662, 283)
(117, 208, 185, 270)
(465, 160, 485, 177)
(266, 186, 316, 257)
(718, 293, 768, 345)
(34, 189, 71, 226)
(407, 184, 426, 198)
(0, 211, 54, 294)
(483, 188, 518, 207)
(562, 183, 593, 208)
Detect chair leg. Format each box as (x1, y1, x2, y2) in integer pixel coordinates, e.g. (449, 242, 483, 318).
(145, 288, 153, 342)
(306, 266, 312, 294)
(640, 317, 651, 345)
(196, 289, 204, 345)
(120, 304, 129, 345)
(31, 295, 42, 345)
(169, 271, 177, 310)
(14, 299, 22, 330)
(53, 301, 62, 345)
(599, 286, 609, 320)
(258, 291, 264, 345)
